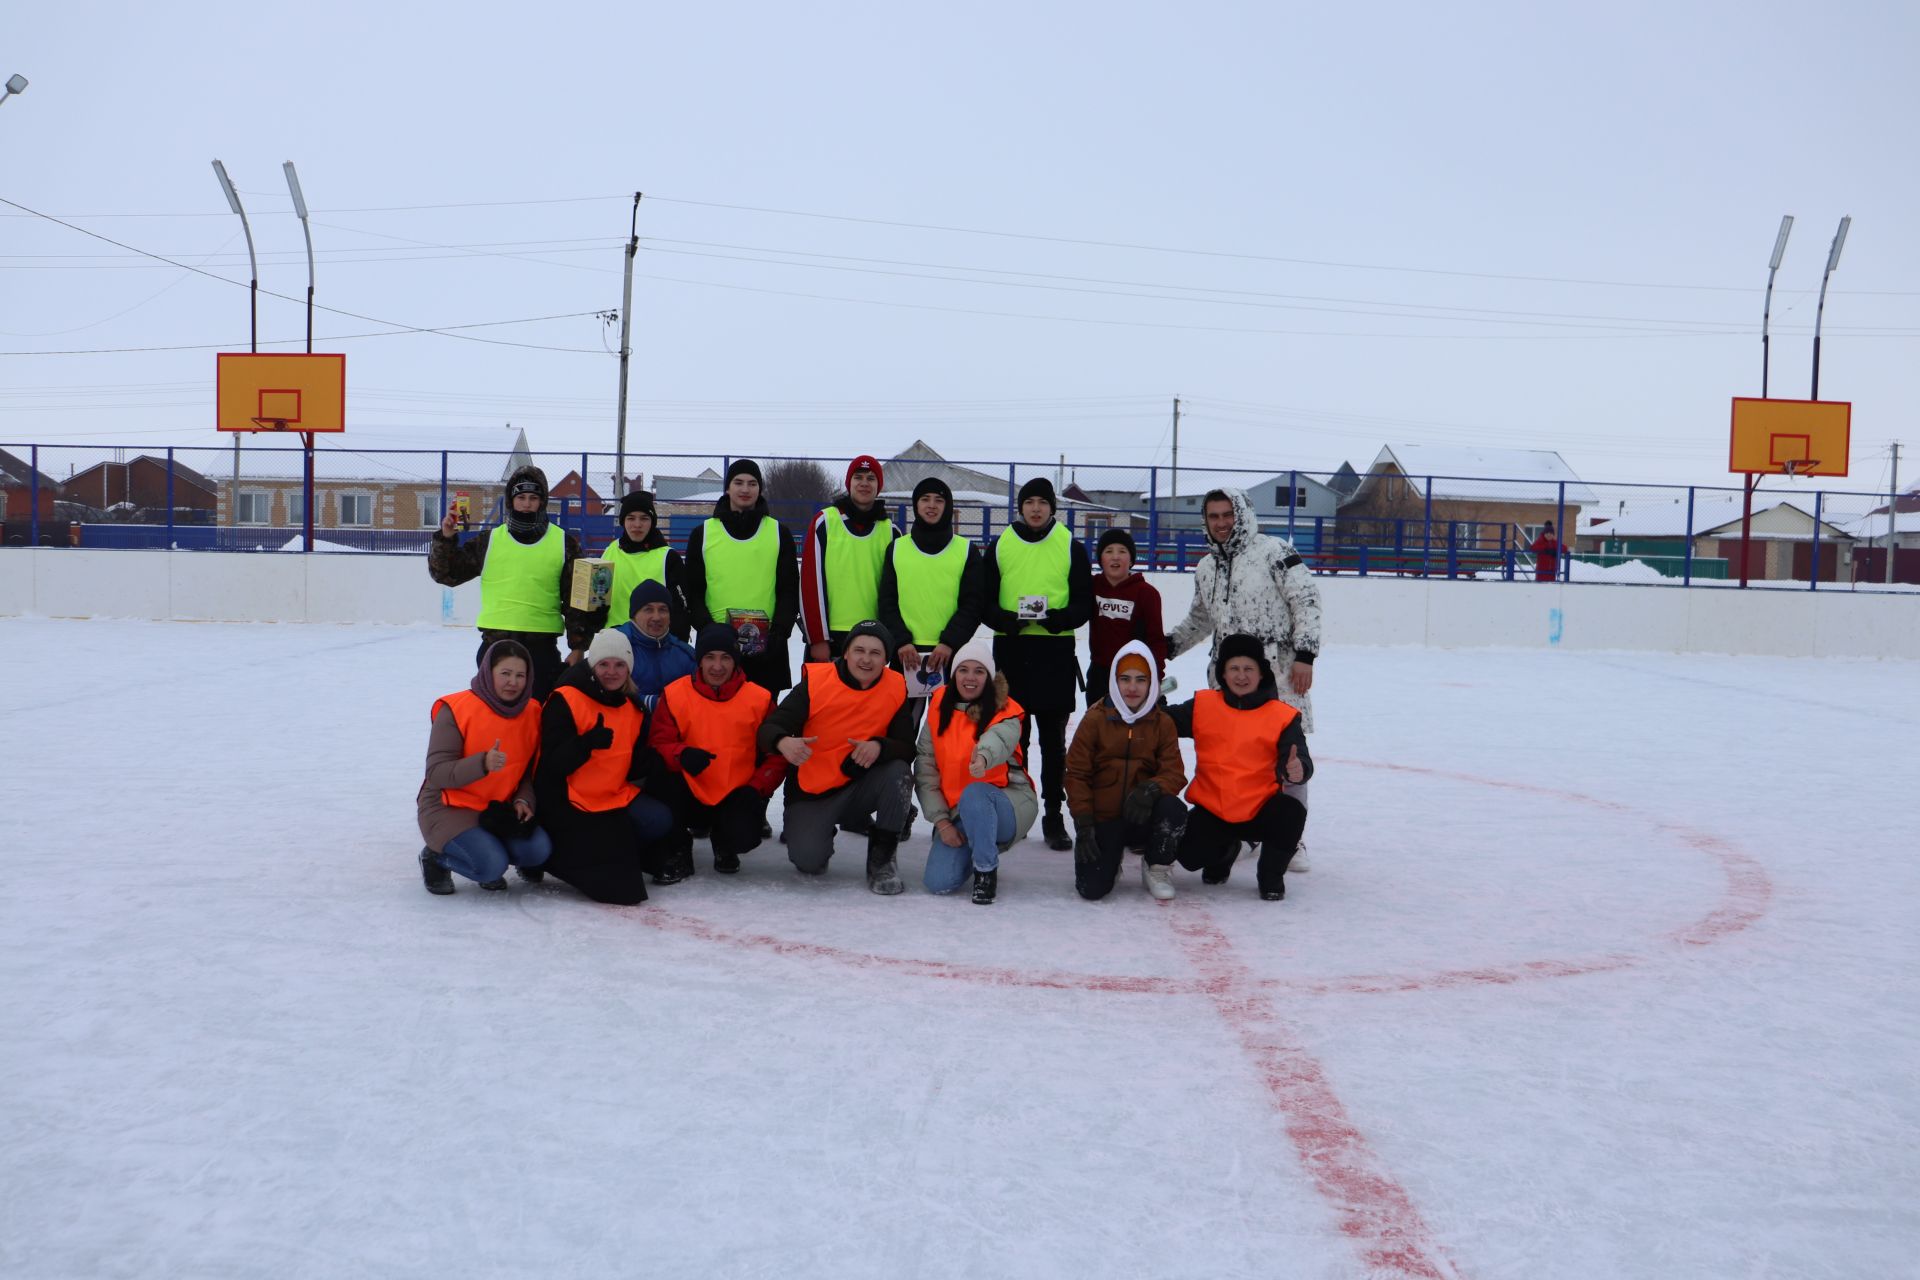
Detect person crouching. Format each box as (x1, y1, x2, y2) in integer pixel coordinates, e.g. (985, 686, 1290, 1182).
(534, 628, 674, 904)
(416, 639, 552, 894)
(650, 625, 787, 876)
(1065, 640, 1188, 901)
(760, 620, 916, 894)
(916, 639, 1037, 904)
(1166, 633, 1312, 900)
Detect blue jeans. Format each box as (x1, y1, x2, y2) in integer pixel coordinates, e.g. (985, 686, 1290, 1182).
(627, 794, 673, 843)
(440, 825, 553, 883)
(924, 783, 1016, 894)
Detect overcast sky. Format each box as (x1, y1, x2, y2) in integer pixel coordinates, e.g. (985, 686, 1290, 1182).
(3, 1, 1915, 493)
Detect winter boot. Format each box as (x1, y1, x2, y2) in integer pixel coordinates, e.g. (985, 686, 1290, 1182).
(1201, 841, 1242, 885)
(1042, 808, 1072, 852)
(760, 818, 774, 840)
(1141, 859, 1176, 901)
(419, 847, 454, 896)
(1289, 840, 1310, 873)
(1259, 883, 1286, 902)
(653, 838, 696, 886)
(515, 865, 545, 884)
(971, 868, 998, 905)
(714, 850, 742, 875)
(479, 877, 508, 892)
(866, 831, 905, 896)
(898, 803, 917, 843)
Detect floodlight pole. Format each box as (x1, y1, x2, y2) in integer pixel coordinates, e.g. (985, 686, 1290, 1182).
(285, 161, 317, 553)
(1811, 215, 1850, 400)
(213, 160, 259, 533)
(1761, 215, 1792, 398)
(614, 192, 643, 504)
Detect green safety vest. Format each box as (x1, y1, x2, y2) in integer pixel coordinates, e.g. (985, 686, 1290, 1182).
(702, 516, 779, 621)
(475, 524, 565, 634)
(994, 522, 1072, 638)
(891, 536, 968, 646)
(824, 508, 896, 633)
(607, 544, 671, 619)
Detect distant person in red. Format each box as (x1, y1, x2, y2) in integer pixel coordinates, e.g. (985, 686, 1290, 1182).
(1531, 522, 1560, 582)
(1085, 529, 1167, 707)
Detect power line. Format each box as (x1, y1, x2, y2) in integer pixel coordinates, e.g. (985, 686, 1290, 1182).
(0, 310, 614, 357)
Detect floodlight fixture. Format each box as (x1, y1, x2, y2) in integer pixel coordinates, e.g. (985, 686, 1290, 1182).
(282, 161, 309, 219)
(2, 73, 27, 98)
(1825, 215, 1851, 273)
(1768, 215, 1794, 271)
(211, 159, 244, 216)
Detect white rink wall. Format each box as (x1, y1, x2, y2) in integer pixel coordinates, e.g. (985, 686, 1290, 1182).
(1, 548, 1916, 659)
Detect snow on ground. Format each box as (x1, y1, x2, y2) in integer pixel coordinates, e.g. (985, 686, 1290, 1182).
(2, 616, 1916, 1279)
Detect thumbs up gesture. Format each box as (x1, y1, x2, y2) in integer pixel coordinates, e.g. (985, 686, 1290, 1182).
(581, 713, 615, 751)
(484, 738, 508, 773)
(969, 747, 991, 778)
(1283, 743, 1306, 785)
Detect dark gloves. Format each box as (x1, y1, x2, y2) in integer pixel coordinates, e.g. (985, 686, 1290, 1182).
(680, 747, 714, 776)
(479, 800, 533, 840)
(1042, 609, 1075, 633)
(1074, 828, 1099, 865)
(1122, 779, 1162, 827)
(580, 713, 614, 751)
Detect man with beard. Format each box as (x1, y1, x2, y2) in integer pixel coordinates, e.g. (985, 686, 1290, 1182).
(683, 459, 801, 695)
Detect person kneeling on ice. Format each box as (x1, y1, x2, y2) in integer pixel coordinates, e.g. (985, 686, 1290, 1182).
(614, 579, 697, 706)
(417, 640, 552, 894)
(1065, 640, 1188, 901)
(759, 620, 916, 894)
(915, 639, 1037, 904)
(1165, 634, 1312, 900)
(650, 625, 787, 877)
(534, 629, 675, 905)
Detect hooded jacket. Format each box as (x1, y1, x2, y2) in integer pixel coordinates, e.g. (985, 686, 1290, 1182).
(427, 463, 603, 651)
(1164, 641, 1315, 794)
(1166, 486, 1323, 731)
(1064, 640, 1187, 825)
(911, 670, 1039, 840)
(682, 489, 802, 689)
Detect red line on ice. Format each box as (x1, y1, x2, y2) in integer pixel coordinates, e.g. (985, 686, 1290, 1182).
(1167, 906, 1464, 1280)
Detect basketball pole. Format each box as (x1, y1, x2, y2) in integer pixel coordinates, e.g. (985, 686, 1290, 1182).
(213, 161, 258, 534)
(614, 192, 642, 505)
(1811, 216, 1850, 400)
(286, 162, 317, 554)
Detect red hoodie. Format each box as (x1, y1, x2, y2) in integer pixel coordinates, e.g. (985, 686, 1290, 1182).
(1088, 571, 1167, 677)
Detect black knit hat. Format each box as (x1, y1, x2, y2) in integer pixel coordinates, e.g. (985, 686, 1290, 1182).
(725, 458, 764, 487)
(1214, 633, 1276, 689)
(1096, 527, 1137, 561)
(843, 618, 893, 656)
(694, 623, 740, 662)
(1016, 477, 1057, 512)
(619, 489, 656, 520)
(911, 476, 953, 506)
(629, 579, 670, 617)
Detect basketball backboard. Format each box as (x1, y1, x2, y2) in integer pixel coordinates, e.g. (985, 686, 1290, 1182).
(216, 353, 345, 432)
(1728, 397, 1849, 477)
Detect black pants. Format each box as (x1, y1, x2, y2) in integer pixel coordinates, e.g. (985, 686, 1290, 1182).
(1016, 712, 1071, 812)
(652, 773, 768, 859)
(1176, 793, 1307, 894)
(1075, 793, 1188, 900)
(476, 631, 564, 703)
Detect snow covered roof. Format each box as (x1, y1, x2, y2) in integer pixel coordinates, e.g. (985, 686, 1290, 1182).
(229, 427, 530, 485)
(1356, 445, 1599, 507)
(1585, 494, 1854, 539)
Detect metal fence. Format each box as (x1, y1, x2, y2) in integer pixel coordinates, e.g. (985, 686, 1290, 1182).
(3, 442, 1913, 592)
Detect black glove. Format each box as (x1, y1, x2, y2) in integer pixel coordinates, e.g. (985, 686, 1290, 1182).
(680, 747, 714, 776)
(1122, 780, 1162, 827)
(580, 713, 614, 751)
(479, 800, 520, 840)
(1042, 609, 1074, 633)
(1074, 828, 1099, 865)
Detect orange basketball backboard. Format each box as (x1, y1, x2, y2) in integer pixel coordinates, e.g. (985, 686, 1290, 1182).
(1728, 397, 1849, 477)
(216, 353, 345, 432)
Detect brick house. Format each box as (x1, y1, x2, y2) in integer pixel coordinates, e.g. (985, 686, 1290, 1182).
(1338, 444, 1596, 558)
(0, 447, 62, 542)
(214, 426, 531, 532)
(63, 454, 218, 522)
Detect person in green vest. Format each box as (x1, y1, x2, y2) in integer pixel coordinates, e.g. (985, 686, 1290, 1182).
(800, 454, 899, 662)
(682, 458, 800, 694)
(430, 463, 603, 702)
(605, 489, 689, 639)
(981, 476, 1092, 851)
(876, 477, 983, 687)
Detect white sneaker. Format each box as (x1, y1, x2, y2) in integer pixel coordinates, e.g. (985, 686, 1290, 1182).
(1141, 859, 1176, 900)
(1288, 841, 1310, 873)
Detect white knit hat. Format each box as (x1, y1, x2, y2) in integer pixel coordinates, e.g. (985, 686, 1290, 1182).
(585, 628, 633, 669)
(950, 636, 995, 679)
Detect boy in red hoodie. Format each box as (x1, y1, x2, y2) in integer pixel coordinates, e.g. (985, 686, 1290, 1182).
(1085, 529, 1167, 707)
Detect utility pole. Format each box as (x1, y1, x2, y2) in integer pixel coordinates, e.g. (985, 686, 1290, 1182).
(1888, 442, 1902, 585)
(614, 192, 643, 501)
(1170, 397, 1181, 500)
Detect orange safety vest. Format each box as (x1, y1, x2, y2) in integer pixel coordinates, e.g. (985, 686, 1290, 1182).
(794, 662, 908, 796)
(551, 685, 646, 812)
(660, 674, 774, 807)
(1186, 690, 1298, 824)
(925, 685, 1026, 808)
(430, 689, 543, 811)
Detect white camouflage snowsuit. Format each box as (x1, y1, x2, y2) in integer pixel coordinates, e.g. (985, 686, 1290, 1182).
(1167, 487, 1323, 732)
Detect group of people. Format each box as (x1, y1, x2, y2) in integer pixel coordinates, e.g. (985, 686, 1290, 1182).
(417, 456, 1322, 906)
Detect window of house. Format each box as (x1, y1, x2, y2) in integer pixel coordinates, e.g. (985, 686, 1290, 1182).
(285, 490, 305, 526)
(418, 493, 441, 527)
(337, 493, 373, 527)
(1272, 484, 1309, 510)
(236, 490, 271, 524)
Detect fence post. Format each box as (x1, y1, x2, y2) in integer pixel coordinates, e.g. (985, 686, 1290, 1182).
(1555, 481, 1567, 582)
(166, 448, 176, 547)
(1810, 491, 1823, 591)
(29, 445, 40, 547)
(1394, 516, 1405, 572)
(1446, 523, 1458, 578)
(1147, 466, 1158, 569)
(439, 451, 449, 527)
(1359, 543, 1369, 577)
(1287, 470, 1298, 545)
(1006, 463, 1017, 527)
(1422, 479, 1434, 576)
(1683, 488, 1695, 585)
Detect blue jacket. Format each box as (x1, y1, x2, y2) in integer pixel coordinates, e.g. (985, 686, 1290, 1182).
(614, 622, 697, 706)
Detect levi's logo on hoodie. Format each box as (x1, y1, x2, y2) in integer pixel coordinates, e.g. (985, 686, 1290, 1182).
(1097, 597, 1136, 622)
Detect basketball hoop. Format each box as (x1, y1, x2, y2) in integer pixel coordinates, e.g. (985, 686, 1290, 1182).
(251, 417, 292, 432)
(1780, 458, 1821, 480)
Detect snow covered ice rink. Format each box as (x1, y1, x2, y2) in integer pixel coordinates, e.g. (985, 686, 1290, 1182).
(3, 612, 1916, 1280)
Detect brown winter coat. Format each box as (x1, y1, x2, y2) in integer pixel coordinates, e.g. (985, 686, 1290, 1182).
(416, 704, 538, 852)
(1063, 699, 1186, 825)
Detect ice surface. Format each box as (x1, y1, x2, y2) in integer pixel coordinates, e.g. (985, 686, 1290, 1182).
(2, 615, 1915, 1279)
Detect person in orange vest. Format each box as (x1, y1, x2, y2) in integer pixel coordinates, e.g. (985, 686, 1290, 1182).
(759, 619, 917, 894)
(534, 628, 674, 905)
(416, 639, 551, 894)
(1065, 640, 1188, 901)
(914, 638, 1038, 904)
(1165, 633, 1313, 901)
(649, 625, 788, 876)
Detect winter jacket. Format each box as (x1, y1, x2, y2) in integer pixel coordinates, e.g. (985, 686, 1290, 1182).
(757, 659, 919, 802)
(612, 534, 692, 637)
(913, 672, 1040, 840)
(613, 622, 697, 706)
(1087, 571, 1167, 679)
(1166, 486, 1323, 731)
(1165, 680, 1315, 792)
(648, 668, 788, 799)
(800, 493, 900, 647)
(416, 702, 538, 853)
(875, 518, 986, 656)
(682, 494, 801, 691)
(427, 463, 604, 652)
(533, 661, 660, 815)
(1064, 653, 1187, 826)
